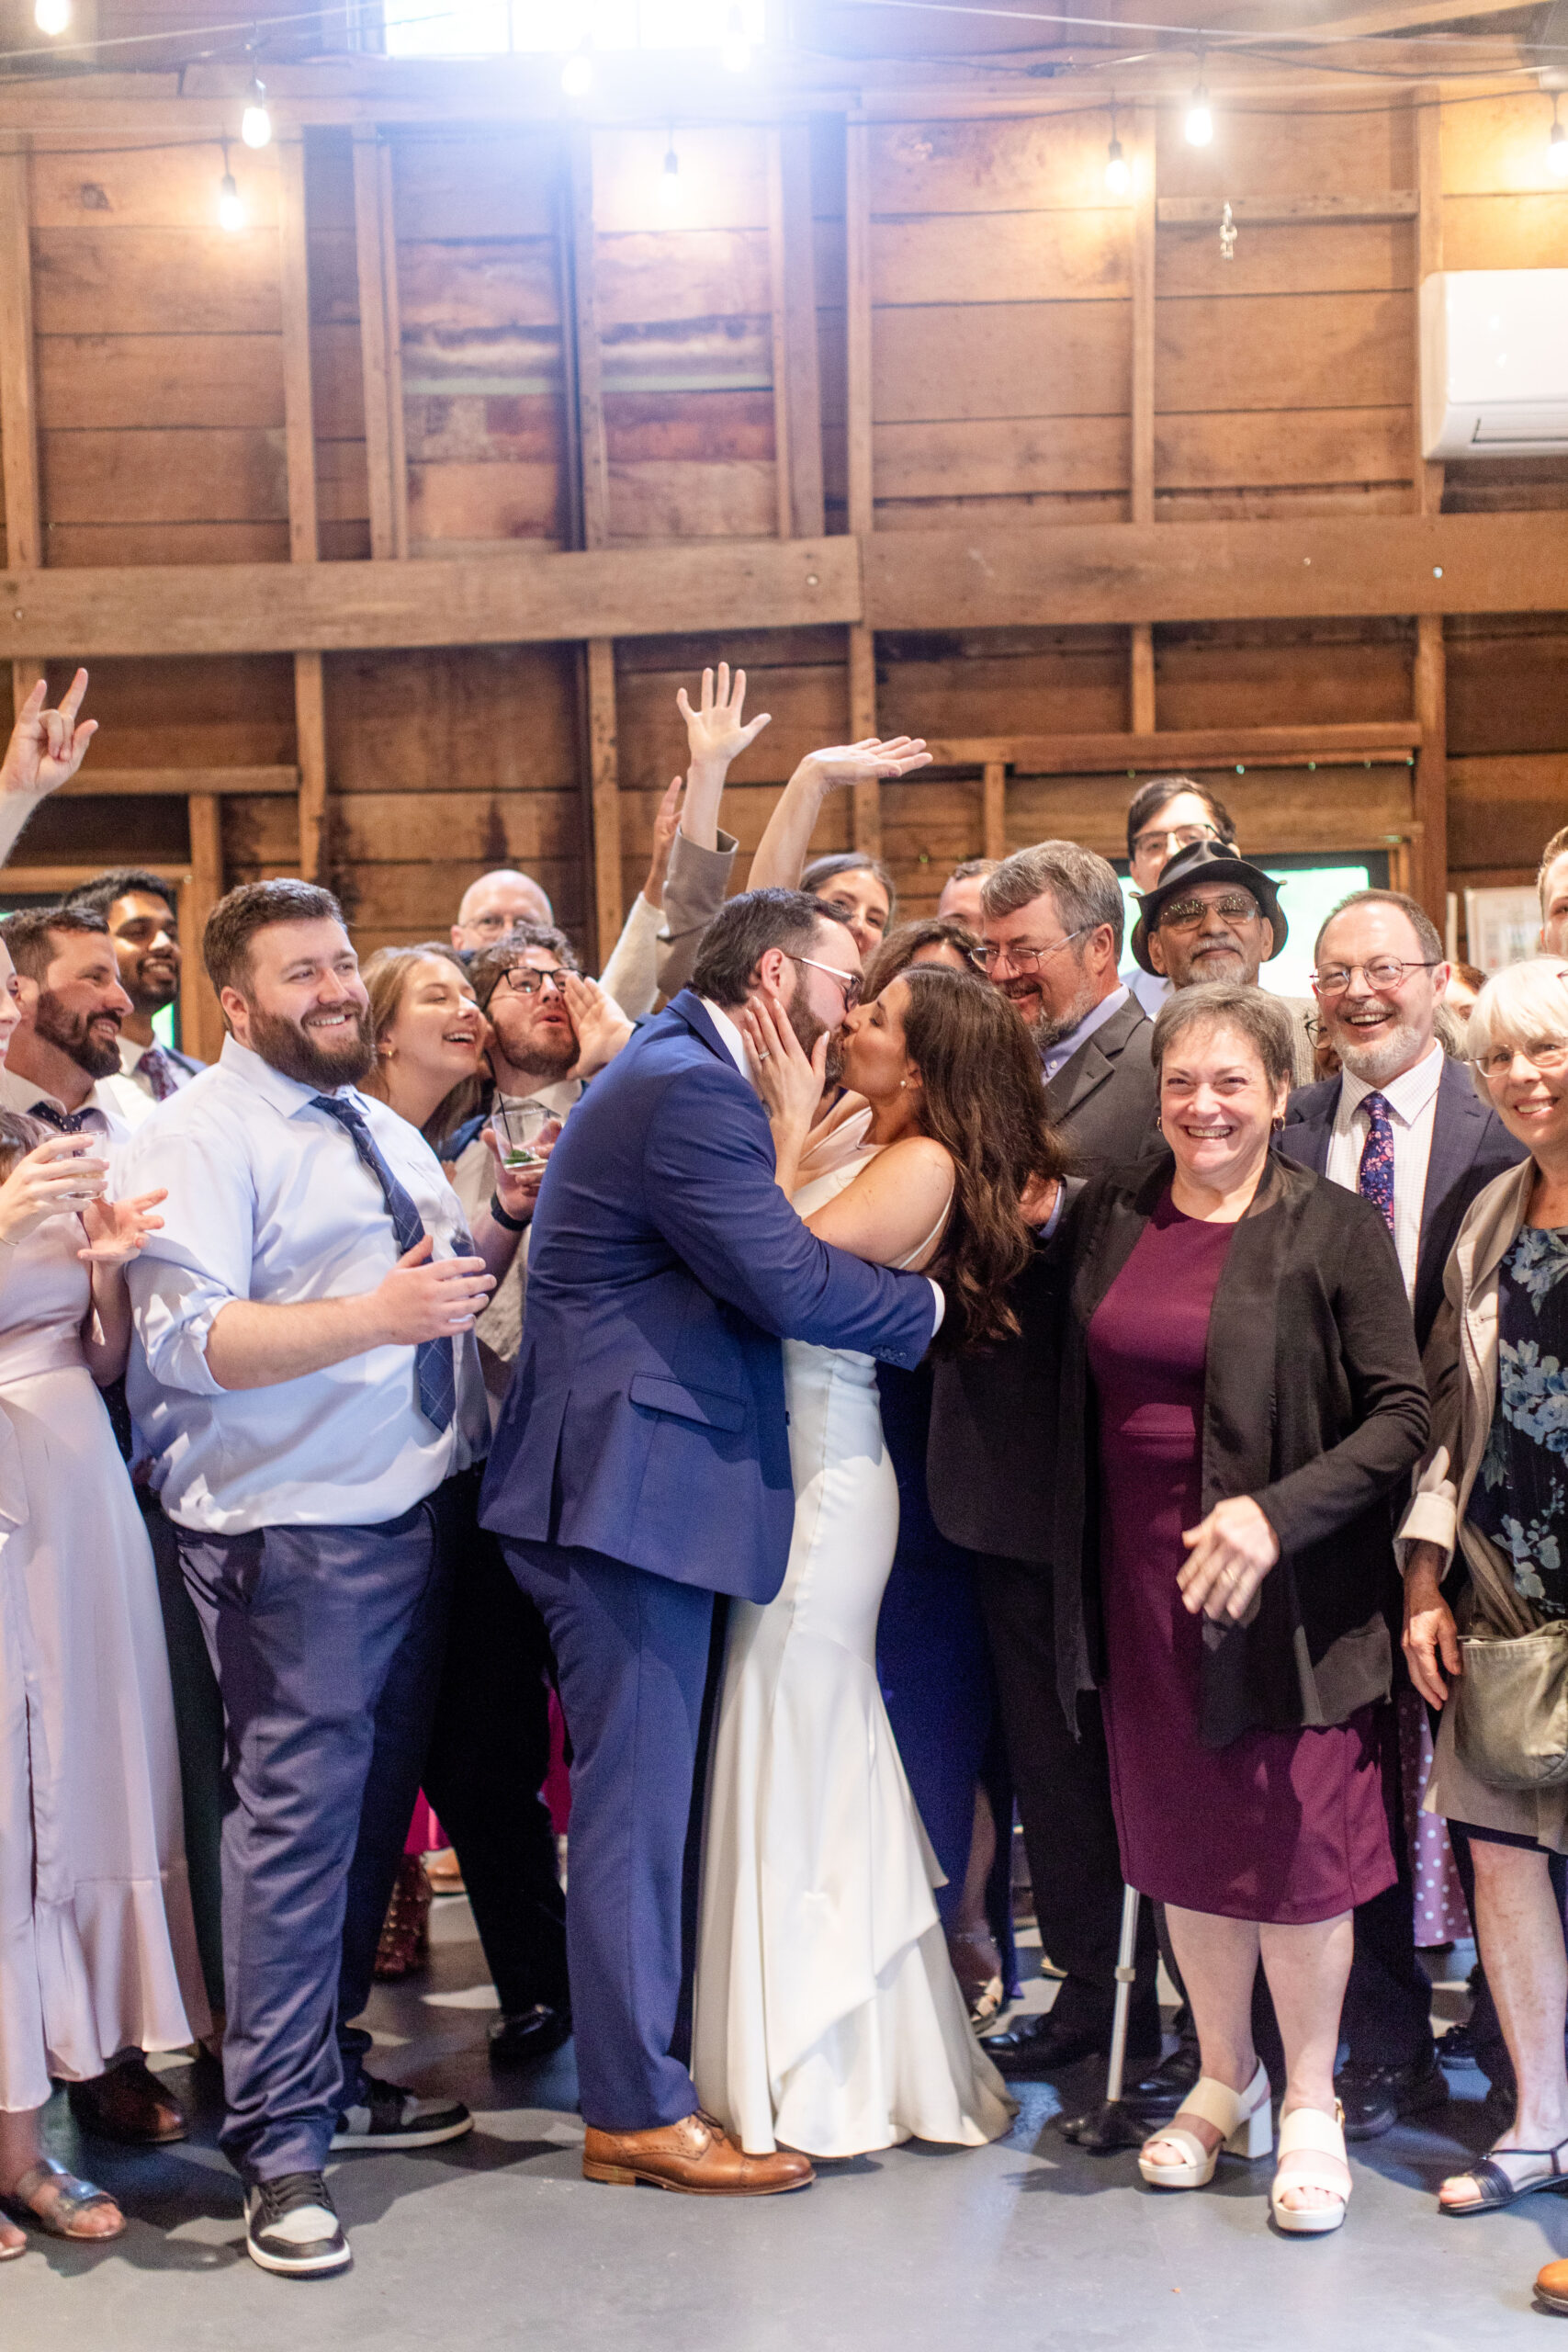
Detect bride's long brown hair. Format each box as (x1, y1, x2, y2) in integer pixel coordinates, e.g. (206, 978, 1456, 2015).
(895, 965, 1066, 1352)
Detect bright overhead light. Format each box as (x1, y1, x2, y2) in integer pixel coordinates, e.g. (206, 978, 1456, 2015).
(720, 5, 750, 71)
(660, 143, 681, 208)
(1185, 85, 1213, 147)
(1105, 136, 1130, 197)
(560, 40, 592, 96)
(218, 140, 244, 232)
(241, 74, 272, 149)
(33, 0, 70, 35)
(1551, 100, 1568, 178)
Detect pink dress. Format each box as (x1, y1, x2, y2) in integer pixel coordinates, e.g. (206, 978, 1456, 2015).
(0, 1207, 207, 2109)
(1089, 1191, 1395, 1926)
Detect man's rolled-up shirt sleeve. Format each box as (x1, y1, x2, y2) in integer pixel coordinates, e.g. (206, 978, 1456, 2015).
(123, 1122, 255, 1396)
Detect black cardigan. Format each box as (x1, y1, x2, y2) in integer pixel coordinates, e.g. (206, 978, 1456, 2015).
(1052, 1150, 1430, 1748)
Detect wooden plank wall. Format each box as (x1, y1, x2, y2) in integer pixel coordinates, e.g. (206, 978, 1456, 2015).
(1, 87, 1565, 991)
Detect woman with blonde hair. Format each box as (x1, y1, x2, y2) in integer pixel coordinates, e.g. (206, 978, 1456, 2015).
(359, 942, 489, 1150)
(1401, 959, 1568, 2278)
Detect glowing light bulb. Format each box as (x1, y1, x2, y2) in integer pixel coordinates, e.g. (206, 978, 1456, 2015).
(1105, 137, 1130, 197)
(1185, 86, 1213, 147)
(241, 78, 272, 149)
(660, 145, 681, 209)
(1551, 119, 1568, 178)
(721, 6, 750, 71)
(219, 171, 245, 232)
(33, 0, 70, 35)
(560, 42, 592, 96)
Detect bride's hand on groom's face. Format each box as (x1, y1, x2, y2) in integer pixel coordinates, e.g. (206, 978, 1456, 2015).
(739, 990, 827, 1136)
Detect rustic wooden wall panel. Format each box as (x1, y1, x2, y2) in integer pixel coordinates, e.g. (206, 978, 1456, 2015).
(392, 130, 570, 556)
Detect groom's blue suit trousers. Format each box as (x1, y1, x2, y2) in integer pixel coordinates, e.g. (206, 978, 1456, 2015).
(502, 1536, 716, 2133)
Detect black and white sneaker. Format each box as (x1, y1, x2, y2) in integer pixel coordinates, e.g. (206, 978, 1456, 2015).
(330, 2075, 473, 2153)
(244, 2172, 351, 2278)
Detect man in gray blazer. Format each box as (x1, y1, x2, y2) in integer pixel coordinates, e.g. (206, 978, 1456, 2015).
(980, 842, 1158, 1178)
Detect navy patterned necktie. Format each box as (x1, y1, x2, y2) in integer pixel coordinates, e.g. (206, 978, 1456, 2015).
(1357, 1091, 1397, 1237)
(29, 1100, 88, 1135)
(309, 1092, 456, 1433)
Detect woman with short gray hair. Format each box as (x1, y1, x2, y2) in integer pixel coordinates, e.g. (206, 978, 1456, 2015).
(1049, 980, 1427, 2235)
(1399, 960, 1568, 2281)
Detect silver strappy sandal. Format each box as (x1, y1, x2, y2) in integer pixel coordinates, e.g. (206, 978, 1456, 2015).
(3, 2156, 126, 2241)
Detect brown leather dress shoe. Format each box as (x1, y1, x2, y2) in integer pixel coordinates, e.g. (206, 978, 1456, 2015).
(582, 2112, 814, 2196)
(1537, 2257, 1568, 2314)
(67, 2056, 187, 2145)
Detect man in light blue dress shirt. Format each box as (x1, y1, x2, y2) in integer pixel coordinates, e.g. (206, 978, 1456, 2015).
(124, 881, 511, 2280)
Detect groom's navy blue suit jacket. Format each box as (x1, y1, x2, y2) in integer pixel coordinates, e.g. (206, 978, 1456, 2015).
(479, 989, 938, 1604)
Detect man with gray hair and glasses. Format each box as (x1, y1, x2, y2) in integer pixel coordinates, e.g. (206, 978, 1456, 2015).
(978, 841, 1158, 1176)
(1280, 886, 1526, 2143)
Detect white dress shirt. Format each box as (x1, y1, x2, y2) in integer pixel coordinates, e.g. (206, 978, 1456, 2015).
(118, 1031, 203, 1099)
(0, 1058, 146, 1145)
(1121, 966, 1171, 1021)
(1041, 984, 1131, 1083)
(122, 1035, 487, 1534)
(1324, 1041, 1445, 1299)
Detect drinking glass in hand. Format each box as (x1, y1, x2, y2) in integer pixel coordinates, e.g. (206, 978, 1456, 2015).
(491, 1100, 551, 1169)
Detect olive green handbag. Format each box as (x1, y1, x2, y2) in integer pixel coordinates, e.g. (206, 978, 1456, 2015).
(1454, 1620, 1568, 1790)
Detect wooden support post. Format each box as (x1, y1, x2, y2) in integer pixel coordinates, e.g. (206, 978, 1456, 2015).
(982, 761, 1007, 863)
(586, 638, 622, 967)
(767, 130, 793, 541)
(380, 143, 409, 560)
(185, 796, 226, 1062)
(280, 130, 328, 885)
(570, 128, 609, 554)
(353, 127, 399, 563)
(295, 651, 328, 885)
(845, 119, 879, 854)
(1128, 105, 1156, 735)
(1411, 86, 1447, 921)
(1413, 615, 1447, 925)
(775, 120, 825, 539)
(0, 141, 43, 718)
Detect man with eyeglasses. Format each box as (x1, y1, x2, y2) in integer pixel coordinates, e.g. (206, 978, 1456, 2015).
(1280, 888, 1525, 2143)
(978, 842, 1159, 1178)
(1120, 778, 1237, 1018)
(1130, 839, 1316, 1086)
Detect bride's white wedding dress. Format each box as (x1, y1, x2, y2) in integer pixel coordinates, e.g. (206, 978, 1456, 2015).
(692, 1121, 1016, 2159)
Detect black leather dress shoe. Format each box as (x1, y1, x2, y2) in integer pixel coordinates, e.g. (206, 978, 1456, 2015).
(1335, 2044, 1449, 2141)
(980, 2011, 1159, 2079)
(1119, 2038, 1202, 2120)
(488, 2005, 572, 2069)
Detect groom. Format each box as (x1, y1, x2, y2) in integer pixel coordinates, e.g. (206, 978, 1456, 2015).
(480, 889, 942, 2194)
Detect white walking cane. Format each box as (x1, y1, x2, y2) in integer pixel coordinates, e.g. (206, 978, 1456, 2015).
(1059, 1883, 1146, 2153)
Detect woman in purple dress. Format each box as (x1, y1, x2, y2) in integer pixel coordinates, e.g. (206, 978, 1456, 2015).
(1049, 982, 1427, 2237)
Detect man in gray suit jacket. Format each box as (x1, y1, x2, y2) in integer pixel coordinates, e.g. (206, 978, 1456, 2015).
(980, 841, 1159, 1178)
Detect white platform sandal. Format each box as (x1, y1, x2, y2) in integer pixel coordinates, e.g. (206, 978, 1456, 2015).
(1269, 2103, 1350, 2235)
(1138, 2061, 1273, 2189)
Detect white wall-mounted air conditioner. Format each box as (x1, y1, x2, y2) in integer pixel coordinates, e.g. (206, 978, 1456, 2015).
(1420, 269, 1568, 458)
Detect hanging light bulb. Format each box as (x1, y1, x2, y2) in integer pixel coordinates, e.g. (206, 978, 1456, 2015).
(1185, 82, 1213, 147)
(660, 141, 681, 210)
(33, 0, 70, 35)
(1551, 96, 1568, 178)
(218, 140, 245, 232)
(241, 73, 272, 150)
(560, 40, 592, 96)
(1104, 101, 1130, 197)
(720, 5, 750, 72)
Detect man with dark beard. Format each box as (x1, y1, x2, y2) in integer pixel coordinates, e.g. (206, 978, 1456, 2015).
(979, 842, 1157, 1177)
(0, 906, 142, 1140)
(121, 880, 512, 2280)
(62, 867, 203, 1102)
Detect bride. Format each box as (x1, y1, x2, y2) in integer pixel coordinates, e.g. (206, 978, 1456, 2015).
(692, 957, 1061, 2158)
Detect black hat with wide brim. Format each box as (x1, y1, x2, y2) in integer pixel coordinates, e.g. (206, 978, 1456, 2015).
(1130, 839, 1289, 976)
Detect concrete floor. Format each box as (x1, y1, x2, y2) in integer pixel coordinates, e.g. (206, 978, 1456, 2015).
(6, 1901, 1567, 2352)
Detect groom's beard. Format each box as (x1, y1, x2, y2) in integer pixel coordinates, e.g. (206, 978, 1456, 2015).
(786, 978, 843, 1087)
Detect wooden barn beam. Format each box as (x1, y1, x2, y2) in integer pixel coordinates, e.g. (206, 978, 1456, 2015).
(845, 117, 879, 854)
(278, 130, 329, 890)
(185, 797, 226, 1061)
(1411, 84, 1448, 923)
(58, 766, 301, 798)
(922, 723, 1421, 775)
(775, 119, 825, 541)
(0, 141, 44, 721)
(353, 128, 403, 565)
(1157, 193, 1418, 226)
(1128, 102, 1156, 737)
(566, 128, 622, 963)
